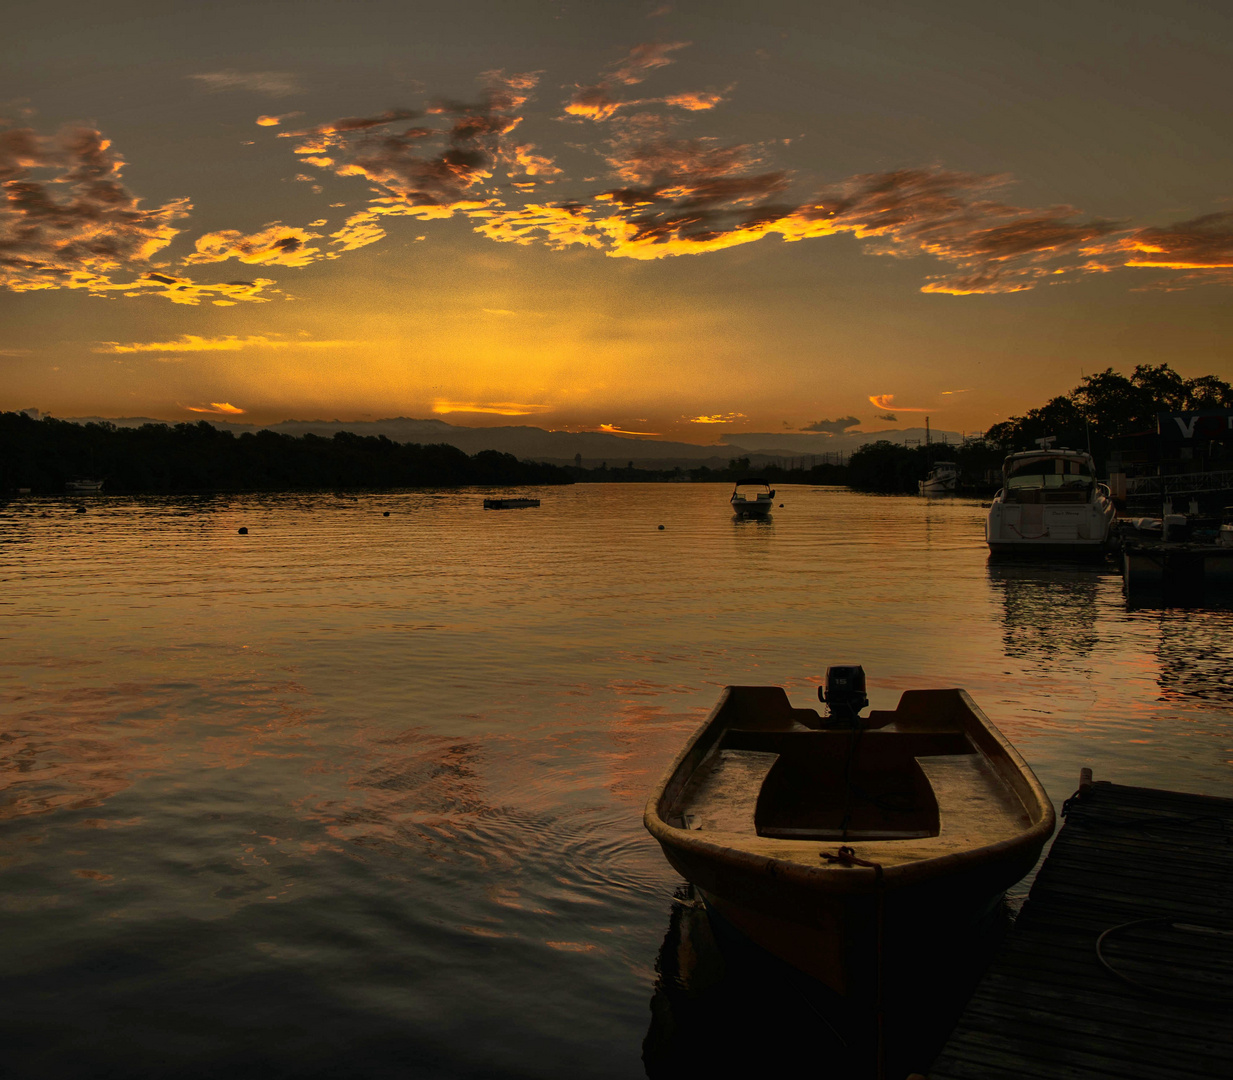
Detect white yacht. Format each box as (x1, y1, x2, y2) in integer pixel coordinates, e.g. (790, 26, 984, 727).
(986, 442, 1115, 555)
(730, 479, 775, 519)
(65, 479, 104, 493)
(919, 461, 958, 494)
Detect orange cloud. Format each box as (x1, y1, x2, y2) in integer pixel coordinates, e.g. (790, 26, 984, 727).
(868, 394, 930, 413)
(288, 72, 537, 230)
(662, 90, 725, 111)
(598, 423, 662, 436)
(185, 222, 325, 267)
(686, 412, 745, 423)
(431, 400, 549, 415)
(0, 124, 196, 297)
(563, 41, 692, 121)
(1119, 212, 1233, 277)
(94, 334, 357, 353)
(187, 402, 245, 414)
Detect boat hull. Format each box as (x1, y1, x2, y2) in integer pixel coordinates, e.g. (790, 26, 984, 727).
(731, 502, 772, 519)
(644, 686, 1054, 1002)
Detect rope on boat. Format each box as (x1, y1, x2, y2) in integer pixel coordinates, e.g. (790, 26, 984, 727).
(822, 846, 887, 1080)
(1008, 523, 1050, 539)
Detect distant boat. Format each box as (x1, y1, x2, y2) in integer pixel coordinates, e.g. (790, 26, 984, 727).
(730, 479, 775, 518)
(65, 479, 104, 493)
(644, 666, 1054, 999)
(483, 497, 540, 510)
(918, 461, 958, 495)
(986, 441, 1114, 554)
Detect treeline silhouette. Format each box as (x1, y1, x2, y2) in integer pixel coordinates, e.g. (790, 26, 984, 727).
(0, 413, 572, 494)
(563, 456, 849, 484)
(846, 440, 1001, 493)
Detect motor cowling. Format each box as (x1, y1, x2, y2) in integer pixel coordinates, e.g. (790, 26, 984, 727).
(819, 664, 868, 723)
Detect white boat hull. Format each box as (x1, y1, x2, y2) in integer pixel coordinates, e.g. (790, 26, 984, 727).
(986, 497, 1114, 554)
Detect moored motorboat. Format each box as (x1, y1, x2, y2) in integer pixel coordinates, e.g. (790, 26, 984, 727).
(730, 479, 775, 519)
(65, 478, 104, 493)
(644, 667, 1054, 1003)
(986, 441, 1114, 555)
(918, 461, 958, 495)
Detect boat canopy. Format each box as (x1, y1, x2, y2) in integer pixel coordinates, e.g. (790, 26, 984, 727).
(1004, 453, 1094, 490)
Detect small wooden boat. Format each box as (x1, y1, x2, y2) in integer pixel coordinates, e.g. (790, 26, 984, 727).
(730, 479, 775, 519)
(483, 497, 540, 510)
(644, 668, 1054, 1003)
(65, 479, 104, 493)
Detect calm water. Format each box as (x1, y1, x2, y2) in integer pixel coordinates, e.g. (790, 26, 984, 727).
(2, 485, 1230, 1078)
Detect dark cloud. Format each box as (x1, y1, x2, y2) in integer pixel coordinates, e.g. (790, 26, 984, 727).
(1121, 211, 1233, 281)
(563, 42, 723, 121)
(875, 412, 897, 421)
(0, 123, 275, 303)
(800, 416, 860, 434)
(283, 72, 547, 252)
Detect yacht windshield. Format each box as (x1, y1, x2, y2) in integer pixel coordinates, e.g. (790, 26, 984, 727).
(1005, 456, 1093, 490)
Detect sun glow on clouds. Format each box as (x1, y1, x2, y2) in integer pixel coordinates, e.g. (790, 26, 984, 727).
(869, 394, 930, 413)
(6, 45, 1233, 308)
(431, 400, 549, 416)
(93, 335, 359, 353)
(186, 402, 245, 414)
(598, 423, 662, 436)
(687, 412, 745, 423)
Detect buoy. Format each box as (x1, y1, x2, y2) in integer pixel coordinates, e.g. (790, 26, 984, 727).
(383, 511, 390, 517)
(779, 503, 784, 508)
(238, 527, 248, 535)
(658, 524, 665, 530)
(75, 506, 86, 514)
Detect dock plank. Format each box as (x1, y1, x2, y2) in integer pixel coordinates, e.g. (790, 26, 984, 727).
(927, 780, 1233, 1080)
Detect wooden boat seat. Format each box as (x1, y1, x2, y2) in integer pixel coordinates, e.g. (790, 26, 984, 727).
(669, 728, 1032, 855)
(675, 749, 779, 832)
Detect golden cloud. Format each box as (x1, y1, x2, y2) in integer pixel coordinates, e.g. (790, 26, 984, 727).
(868, 394, 930, 413)
(431, 400, 549, 415)
(687, 412, 746, 423)
(186, 402, 245, 414)
(598, 423, 662, 436)
(94, 335, 358, 353)
(185, 223, 326, 267)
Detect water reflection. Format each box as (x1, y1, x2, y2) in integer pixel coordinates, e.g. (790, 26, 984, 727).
(1154, 610, 1233, 706)
(988, 562, 1104, 662)
(643, 884, 1007, 1080)
(643, 884, 854, 1077)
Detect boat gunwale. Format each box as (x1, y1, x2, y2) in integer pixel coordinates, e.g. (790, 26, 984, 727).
(643, 686, 1055, 895)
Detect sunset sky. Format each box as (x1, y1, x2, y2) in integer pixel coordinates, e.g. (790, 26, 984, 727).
(3, 0, 1232, 443)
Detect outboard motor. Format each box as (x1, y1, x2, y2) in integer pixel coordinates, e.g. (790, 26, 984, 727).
(819, 664, 868, 725)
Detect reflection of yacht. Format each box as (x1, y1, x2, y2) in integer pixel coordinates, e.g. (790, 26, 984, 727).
(986, 443, 1114, 555)
(65, 479, 104, 493)
(644, 667, 1053, 1004)
(988, 561, 1102, 662)
(918, 461, 958, 495)
(730, 479, 774, 519)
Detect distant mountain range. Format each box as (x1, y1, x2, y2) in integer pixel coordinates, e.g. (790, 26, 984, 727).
(50, 413, 967, 468)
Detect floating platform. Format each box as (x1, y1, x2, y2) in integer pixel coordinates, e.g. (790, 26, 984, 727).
(927, 777, 1233, 1079)
(1122, 539, 1233, 602)
(482, 498, 540, 510)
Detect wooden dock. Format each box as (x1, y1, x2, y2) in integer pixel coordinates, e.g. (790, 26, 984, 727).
(1123, 539, 1233, 602)
(927, 777, 1233, 1079)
